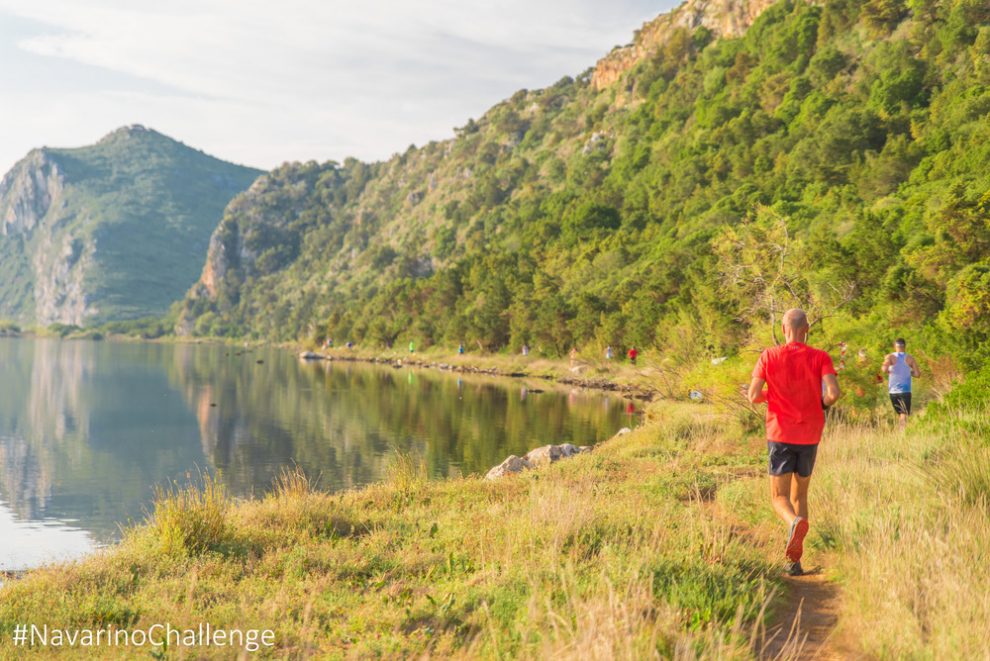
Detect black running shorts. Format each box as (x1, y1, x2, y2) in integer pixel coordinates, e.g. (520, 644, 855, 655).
(890, 393, 912, 415)
(767, 441, 819, 477)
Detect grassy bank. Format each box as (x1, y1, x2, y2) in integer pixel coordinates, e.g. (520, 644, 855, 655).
(1, 403, 776, 659)
(2, 401, 987, 658)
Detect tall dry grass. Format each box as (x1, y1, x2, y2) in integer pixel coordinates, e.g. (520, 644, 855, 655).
(802, 410, 990, 657)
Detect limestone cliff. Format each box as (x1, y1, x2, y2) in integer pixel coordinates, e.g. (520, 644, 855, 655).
(591, 0, 779, 90)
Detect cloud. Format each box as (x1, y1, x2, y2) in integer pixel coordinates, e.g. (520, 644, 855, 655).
(0, 0, 674, 173)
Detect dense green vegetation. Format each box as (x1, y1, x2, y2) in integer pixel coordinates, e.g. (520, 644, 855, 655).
(181, 0, 990, 384)
(0, 126, 262, 325)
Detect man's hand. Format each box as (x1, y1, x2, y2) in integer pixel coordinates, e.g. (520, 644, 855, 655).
(747, 377, 767, 404)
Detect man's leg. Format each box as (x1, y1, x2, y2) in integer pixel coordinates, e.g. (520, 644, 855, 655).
(790, 473, 811, 520)
(770, 473, 797, 525)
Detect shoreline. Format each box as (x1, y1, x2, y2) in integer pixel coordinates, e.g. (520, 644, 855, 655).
(296, 349, 660, 401)
(1, 331, 663, 401)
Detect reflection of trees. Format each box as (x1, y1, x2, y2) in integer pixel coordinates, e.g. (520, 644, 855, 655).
(0, 339, 205, 542)
(0, 338, 631, 547)
(163, 346, 630, 495)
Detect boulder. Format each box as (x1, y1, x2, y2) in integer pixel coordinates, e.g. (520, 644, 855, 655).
(524, 444, 563, 467)
(485, 455, 531, 480)
(616, 427, 632, 436)
(299, 351, 323, 360)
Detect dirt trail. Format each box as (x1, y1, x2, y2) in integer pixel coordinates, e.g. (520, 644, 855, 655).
(760, 570, 845, 660)
(698, 499, 848, 660)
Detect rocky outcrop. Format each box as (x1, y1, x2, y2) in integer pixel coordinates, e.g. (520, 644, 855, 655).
(0, 149, 63, 237)
(32, 232, 96, 326)
(485, 443, 592, 480)
(485, 455, 531, 479)
(591, 0, 779, 91)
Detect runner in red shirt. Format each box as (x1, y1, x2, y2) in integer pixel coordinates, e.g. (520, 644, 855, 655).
(748, 309, 840, 576)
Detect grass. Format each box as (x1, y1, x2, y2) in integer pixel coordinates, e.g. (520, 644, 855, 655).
(717, 406, 990, 658)
(0, 403, 776, 659)
(1, 400, 987, 658)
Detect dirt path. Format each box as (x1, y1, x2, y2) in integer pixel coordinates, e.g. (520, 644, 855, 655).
(699, 498, 847, 660)
(760, 569, 844, 660)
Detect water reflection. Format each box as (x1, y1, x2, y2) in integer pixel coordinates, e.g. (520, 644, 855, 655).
(0, 338, 636, 570)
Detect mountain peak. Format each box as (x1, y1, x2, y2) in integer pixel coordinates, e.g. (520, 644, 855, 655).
(96, 124, 162, 145)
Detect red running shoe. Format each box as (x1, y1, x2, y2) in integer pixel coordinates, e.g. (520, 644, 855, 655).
(786, 517, 809, 563)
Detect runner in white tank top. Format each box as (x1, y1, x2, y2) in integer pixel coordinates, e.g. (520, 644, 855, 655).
(882, 338, 921, 425)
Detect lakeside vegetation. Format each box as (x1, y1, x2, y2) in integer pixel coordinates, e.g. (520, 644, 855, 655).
(2, 394, 987, 658)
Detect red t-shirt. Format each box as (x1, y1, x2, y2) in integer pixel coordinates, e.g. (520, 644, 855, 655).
(753, 342, 836, 445)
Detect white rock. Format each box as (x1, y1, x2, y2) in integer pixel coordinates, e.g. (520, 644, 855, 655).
(524, 445, 563, 467)
(485, 455, 531, 480)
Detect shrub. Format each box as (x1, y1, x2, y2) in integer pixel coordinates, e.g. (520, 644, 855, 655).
(150, 473, 230, 555)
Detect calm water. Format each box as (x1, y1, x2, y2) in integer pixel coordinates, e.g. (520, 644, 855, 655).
(0, 338, 636, 570)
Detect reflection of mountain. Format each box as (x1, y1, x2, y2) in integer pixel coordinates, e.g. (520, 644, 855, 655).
(0, 338, 205, 541)
(162, 346, 630, 494)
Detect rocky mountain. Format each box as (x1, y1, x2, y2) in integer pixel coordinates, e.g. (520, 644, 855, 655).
(0, 126, 262, 326)
(178, 0, 990, 365)
(591, 0, 778, 90)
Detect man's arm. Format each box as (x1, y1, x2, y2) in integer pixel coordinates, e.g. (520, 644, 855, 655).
(908, 355, 921, 378)
(748, 377, 767, 404)
(823, 373, 841, 407)
(881, 353, 893, 373)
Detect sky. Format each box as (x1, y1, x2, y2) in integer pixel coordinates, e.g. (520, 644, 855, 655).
(0, 0, 678, 175)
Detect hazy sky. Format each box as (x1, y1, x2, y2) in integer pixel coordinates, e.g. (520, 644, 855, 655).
(0, 1, 677, 174)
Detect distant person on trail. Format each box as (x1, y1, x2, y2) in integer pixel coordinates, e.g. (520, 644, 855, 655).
(521, 344, 529, 357)
(458, 343, 465, 355)
(627, 346, 638, 365)
(748, 309, 841, 577)
(409, 341, 415, 353)
(606, 345, 614, 360)
(569, 347, 578, 368)
(882, 338, 920, 426)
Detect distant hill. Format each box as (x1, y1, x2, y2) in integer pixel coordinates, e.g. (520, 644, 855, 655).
(0, 126, 262, 326)
(178, 0, 990, 366)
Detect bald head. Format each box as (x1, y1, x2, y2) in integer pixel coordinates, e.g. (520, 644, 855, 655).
(782, 308, 809, 343)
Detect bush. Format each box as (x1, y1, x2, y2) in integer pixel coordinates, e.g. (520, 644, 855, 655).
(150, 473, 231, 555)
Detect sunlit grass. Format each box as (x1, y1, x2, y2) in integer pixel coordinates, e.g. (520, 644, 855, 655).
(3, 403, 984, 658)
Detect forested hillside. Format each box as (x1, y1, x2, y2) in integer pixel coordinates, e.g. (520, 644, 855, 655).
(179, 0, 990, 371)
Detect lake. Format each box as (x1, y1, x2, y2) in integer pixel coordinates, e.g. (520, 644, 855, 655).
(0, 338, 637, 571)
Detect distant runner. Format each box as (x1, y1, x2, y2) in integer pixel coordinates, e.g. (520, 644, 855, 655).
(606, 345, 614, 360)
(748, 309, 840, 576)
(627, 346, 638, 365)
(882, 338, 920, 425)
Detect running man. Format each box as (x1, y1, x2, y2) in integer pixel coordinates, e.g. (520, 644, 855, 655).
(882, 338, 920, 425)
(748, 309, 841, 576)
